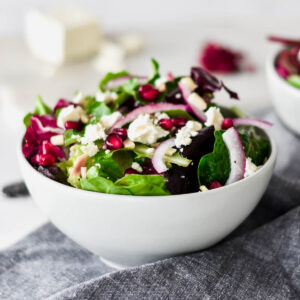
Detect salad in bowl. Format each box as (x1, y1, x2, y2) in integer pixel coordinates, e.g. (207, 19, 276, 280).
(22, 60, 272, 196)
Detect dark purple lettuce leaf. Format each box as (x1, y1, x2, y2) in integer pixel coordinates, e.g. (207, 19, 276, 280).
(190, 67, 239, 100)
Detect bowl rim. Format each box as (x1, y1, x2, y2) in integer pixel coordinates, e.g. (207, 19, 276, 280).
(18, 130, 277, 199)
(266, 45, 300, 97)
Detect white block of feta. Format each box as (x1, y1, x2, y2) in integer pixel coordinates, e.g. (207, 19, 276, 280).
(25, 6, 101, 65)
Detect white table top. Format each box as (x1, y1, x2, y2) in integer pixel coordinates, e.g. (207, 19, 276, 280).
(0, 23, 292, 250)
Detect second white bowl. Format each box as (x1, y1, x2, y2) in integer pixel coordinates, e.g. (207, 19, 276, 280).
(266, 47, 300, 135)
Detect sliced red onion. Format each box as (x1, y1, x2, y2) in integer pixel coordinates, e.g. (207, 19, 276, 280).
(178, 82, 207, 123)
(268, 36, 300, 47)
(232, 118, 273, 130)
(222, 127, 246, 185)
(31, 116, 64, 135)
(108, 103, 188, 133)
(152, 138, 175, 173)
(104, 76, 147, 90)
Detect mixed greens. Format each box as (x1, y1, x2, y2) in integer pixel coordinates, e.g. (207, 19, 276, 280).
(22, 60, 272, 195)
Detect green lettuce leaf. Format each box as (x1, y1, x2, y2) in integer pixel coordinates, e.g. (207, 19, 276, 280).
(23, 95, 52, 128)
(148, 58, 160, 84)
(99, 71, 130, 92)
(115, 174, 170, 195)
(64, 129, 83, 146)
(80, 177, 131, 195)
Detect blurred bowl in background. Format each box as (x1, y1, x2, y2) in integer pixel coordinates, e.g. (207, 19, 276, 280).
(266, 47, 300, 135)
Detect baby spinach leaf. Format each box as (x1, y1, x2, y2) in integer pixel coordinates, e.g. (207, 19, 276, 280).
(198, 130, 230, 186)
(238, 127, 270, 166)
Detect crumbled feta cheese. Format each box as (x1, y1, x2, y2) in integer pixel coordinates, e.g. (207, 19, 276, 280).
(188, 93, 207, 111)
(95, 91, 118, 105)
(131, 162, 143, 173)
(204, 107, 224, 130)
(175, 120, 202, 148)
(154, 77, 167, 92)
(123, 139, 135, 149)
(244, 157, 261, 178)
(154, 77, 168, 88)
(154, 112, 169, 124)
(128, 114, 169, 145)
(50, 134, 64, 146)
(81, 123, 106, 144)
(179, 77, 197, 91)
(57, 105, 83, 128)
(81, 142, 98, 157)
(100, 111, 122, 129)
(200, 185, 209, 192)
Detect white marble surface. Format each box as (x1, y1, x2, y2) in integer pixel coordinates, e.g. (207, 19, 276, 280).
(0, 21, 295, 250)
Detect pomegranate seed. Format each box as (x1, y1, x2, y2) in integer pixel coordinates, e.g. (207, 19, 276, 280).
(209, 180, 223, 189)
(167, 72, 174, 81)
(64, 121, 82, 131)
(158, 119, 173, 131)
(171, 117, 187, 128)
(138, 84, 159, 101)
(124, 168, 138, 175)
(113, 128, 128, 141)
(33, 154, 56, 166)
(105, 134, 123, 150)
(222, 118, 234, 130)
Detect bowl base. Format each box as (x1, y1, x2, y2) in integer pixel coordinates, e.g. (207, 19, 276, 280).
(100, 257, 128, 270)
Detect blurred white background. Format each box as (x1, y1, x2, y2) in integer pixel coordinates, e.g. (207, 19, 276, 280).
(0, 0, 299, 249)
(1, 0, 300, 35)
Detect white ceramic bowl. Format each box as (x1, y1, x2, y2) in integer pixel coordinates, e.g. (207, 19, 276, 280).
(17, 135, 277, 268)
(266, 47, 300, 134)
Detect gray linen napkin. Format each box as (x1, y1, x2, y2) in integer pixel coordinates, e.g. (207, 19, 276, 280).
(0, 110, 299, 300)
